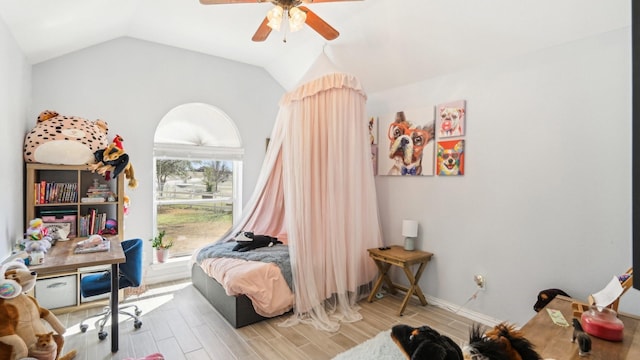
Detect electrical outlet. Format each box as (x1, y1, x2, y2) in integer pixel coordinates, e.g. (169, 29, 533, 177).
(474, 275, 485, 290)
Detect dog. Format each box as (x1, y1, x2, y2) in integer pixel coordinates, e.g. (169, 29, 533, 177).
(571, 318, 592, 357)
(533, 288, 570, 312)
(369, 116, 376, 144)
(437, 140, 464, 176)
(387, 111, 435, 176)
(463, 323, 543, 360)
(391, 324, 463, 360)
(439, 106, 465, 137)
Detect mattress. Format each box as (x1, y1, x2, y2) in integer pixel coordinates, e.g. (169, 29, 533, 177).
(194, 241, 293, 317)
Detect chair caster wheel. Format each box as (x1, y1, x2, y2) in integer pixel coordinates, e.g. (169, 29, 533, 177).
(135, 309, 142, 316)
(80, 324, 88, 333)
(134, 320, 142, 329)
(98, 331, 108, 341)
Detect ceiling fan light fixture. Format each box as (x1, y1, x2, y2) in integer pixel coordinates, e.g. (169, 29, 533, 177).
(288, 7, 307, 32)
(267, 5, 284, 31)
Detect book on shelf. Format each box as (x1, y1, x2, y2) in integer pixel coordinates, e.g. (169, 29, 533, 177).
(34, 181, 77, 204)
(78, 209, 107, 237)
(81, 197, 105, 203)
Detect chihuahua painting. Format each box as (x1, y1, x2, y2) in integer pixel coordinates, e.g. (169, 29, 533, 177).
(437, 140, 465, 176)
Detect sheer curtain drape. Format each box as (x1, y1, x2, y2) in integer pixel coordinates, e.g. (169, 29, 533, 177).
(279, 73, 382, 331)
(219, 71, 382, 331)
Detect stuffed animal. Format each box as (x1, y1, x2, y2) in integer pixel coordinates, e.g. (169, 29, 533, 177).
(24, 110, 109, 165)
(89, 135, 138, 188)
(25, 218, 51, 242)
(0, 261, 77, 360)
(31, 331, 57, 360)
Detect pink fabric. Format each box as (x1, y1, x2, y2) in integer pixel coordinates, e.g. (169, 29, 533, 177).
(200, 258, 293, 317)
(216, 71, 382, 331)
(279, 72, 382, 331)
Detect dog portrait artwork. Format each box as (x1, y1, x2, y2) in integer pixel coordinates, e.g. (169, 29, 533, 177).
(437, 140, 465, 176)
(368, 116, 378, 145)
(437, 100, 466, 138)
(379, 110, 435, 176)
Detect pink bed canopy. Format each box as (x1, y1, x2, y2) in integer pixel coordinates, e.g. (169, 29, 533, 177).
(230, 54, 383, 331)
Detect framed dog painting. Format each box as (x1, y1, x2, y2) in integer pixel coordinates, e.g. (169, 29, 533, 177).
(368, 116, 379, 175)
(436, 100, 466, 138)
(377, 109, 435, 176)
(437, 139, 465, 176)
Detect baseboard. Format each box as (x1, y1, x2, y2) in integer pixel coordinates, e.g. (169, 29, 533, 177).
(424, 294, 503, 327)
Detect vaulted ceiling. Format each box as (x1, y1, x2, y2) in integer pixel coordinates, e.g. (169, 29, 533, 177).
(0, 0, 630, 93)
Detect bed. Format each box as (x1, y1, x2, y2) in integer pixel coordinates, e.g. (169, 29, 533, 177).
(191, 241, 293, 328)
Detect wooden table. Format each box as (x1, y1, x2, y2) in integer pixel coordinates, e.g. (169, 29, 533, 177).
(31, 238, 125, 353)
(367, 246, 433, 316)
(521, 295, 640, 359)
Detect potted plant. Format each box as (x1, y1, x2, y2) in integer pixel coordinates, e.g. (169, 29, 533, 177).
(150, 230, 173, 263)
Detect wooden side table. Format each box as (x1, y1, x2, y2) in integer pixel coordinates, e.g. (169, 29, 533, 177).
(367, 245, 434, 316)
(521, 295, 640, 359)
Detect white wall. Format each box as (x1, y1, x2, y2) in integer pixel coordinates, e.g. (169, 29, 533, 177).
(31, 37, 284, 267)
(369, 28, 639, 325)
(0, 17, 31, 261)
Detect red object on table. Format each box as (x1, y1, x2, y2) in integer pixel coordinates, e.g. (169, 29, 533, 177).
(581, 306, 625, 341)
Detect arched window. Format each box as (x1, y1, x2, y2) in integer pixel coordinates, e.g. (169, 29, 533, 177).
(153, 103, 243, 260)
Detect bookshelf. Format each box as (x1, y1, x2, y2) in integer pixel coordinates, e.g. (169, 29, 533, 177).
(26, 163, 124, 240)
(25, 163, 125, 312)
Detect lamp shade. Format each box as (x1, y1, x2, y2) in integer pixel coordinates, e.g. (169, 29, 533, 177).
(402, 220, 418, 237)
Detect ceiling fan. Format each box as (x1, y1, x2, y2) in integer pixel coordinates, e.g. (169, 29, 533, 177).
(199, 0, 362, 42)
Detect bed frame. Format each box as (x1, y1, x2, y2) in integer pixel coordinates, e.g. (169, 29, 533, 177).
(191, 263, 269, 328)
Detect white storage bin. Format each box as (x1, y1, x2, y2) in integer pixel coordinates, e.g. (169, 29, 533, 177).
(35, 275, 77, 309)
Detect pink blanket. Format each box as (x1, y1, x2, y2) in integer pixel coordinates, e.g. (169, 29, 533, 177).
(199, 257, 293, 317)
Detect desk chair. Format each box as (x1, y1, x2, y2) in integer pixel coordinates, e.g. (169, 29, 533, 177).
(79, 238, 143, 340)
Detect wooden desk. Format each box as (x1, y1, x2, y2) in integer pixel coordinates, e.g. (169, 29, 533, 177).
(367, 246, 433, 316)
(521, 295, 640, 360)
(31, 238, 125, 353)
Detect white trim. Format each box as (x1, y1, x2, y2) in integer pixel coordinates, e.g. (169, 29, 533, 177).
(425, 294, 503, 327)
(154, 143, 244, 161)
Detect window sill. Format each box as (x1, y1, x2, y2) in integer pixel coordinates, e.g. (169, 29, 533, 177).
(147, 257, 190, 285)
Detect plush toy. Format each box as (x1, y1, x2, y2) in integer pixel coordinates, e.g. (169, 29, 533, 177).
(23, 219, 53, 262)
(24, 110, 109, 165)
(123, 195, 131, 216)
(89, 134, 138, 188)
(0, 261, 77, 360)
(25, 218, 51, 242)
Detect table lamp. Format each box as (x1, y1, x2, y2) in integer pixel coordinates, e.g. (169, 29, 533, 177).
(402, 220, 418, 251)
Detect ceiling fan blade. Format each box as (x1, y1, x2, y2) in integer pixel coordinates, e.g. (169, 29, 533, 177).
(299, 6, 339, 41)
(200, 0, 263, 4)
(301, 0, 363, 3)
(252, 17, 272, 42)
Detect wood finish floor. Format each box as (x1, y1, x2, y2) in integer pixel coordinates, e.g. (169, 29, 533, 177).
(55, 278, 476, 359)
